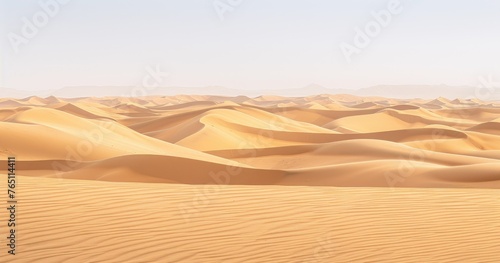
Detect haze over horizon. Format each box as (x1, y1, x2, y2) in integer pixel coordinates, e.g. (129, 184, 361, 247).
(2, 0, 500, 94)
(2, 83, 497, 101)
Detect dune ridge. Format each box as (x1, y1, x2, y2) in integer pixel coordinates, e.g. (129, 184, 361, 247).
(1, 95, 500, 262)
(1, 94, 500, 188)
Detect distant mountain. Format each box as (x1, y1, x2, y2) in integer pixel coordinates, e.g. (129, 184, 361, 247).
(2, 84, 498, 100)
(355, 85, 477, 100)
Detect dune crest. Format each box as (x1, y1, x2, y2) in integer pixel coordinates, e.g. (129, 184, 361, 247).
(2, 95, 500, 262)
(1, 95, 500, 188)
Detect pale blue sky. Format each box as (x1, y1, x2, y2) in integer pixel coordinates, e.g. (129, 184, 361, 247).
(1, 0, 500, 91)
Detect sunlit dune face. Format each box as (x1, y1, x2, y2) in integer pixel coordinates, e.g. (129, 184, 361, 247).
(1, 95, 499, 188)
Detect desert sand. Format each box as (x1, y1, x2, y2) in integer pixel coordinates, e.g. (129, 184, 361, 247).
(1, 94, 500, 262)
(1, 176, 499, 262)
(1, 94, 500, 188)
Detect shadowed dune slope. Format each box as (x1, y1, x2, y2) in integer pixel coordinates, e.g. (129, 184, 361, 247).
(1, 95, 500, 188)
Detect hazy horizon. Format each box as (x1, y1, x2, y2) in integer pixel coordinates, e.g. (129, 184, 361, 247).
(2, 83, 499, 101)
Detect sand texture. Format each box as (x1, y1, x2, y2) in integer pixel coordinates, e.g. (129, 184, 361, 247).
(1, 95, 500, 262)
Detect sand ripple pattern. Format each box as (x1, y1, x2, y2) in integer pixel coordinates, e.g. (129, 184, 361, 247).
(0, 176, 498, 262)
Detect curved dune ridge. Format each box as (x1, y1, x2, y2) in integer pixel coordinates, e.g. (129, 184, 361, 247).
(1, 176, 499, 262)
(1, 95, 500, 262)
(1, 94, 500, 188)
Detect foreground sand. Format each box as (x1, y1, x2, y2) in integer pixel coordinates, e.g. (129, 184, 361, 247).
(1, 94, 500, 188)
(1, 176, 499, 262)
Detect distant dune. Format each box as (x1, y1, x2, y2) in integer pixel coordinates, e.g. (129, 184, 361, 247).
(1, 94, 500, 188)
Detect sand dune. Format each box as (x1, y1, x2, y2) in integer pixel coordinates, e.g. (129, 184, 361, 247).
(1, 95, 500, 262)
(1, 95, 500, 187)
